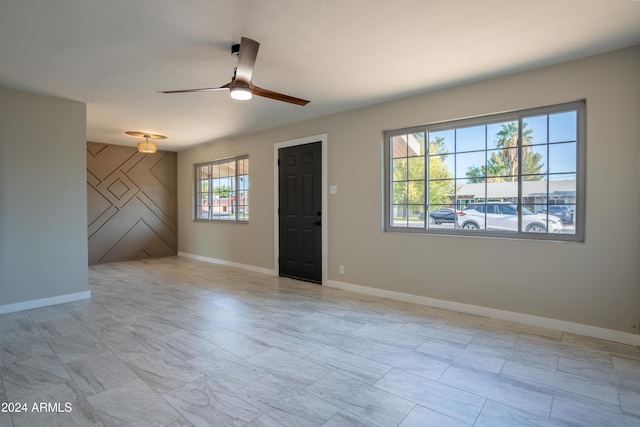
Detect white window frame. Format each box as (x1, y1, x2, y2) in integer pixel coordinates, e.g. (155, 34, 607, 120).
(384, 101, 586, 242)
(194, 155, 249, 222)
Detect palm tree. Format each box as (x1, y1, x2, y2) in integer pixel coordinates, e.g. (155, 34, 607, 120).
(486, 152, 508, 182)
(465, 122, 544, 182)
(495, 121, 534, 181)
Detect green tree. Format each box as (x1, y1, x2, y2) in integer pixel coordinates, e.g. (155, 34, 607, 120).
(521, 147, 544, 179)
(213, 185, 233, 198)
(466, 152, 509, 183)
(497, 122, 521, 180)
(392, 137, 424, 214)
(392, 135, 454, 220)
(466, 122, 544, 182)
(428, 136, 454, 205)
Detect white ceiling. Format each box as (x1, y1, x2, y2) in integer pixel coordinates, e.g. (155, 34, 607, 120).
(1, 0, 639, 151)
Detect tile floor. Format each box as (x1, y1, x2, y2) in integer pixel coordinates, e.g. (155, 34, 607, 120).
(0, 257, 639, 426)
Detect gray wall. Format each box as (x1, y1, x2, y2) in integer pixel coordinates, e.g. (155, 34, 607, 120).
(87, 141, 177, 265)
(0, 87, 89, 307)
(178, 45, 640, 334)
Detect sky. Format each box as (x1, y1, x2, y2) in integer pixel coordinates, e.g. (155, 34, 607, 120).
(427, 110, 578, 181)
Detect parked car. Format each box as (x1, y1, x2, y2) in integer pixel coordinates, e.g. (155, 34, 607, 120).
(457, 202, 563, 233)
(418, 211, 435, 223)
(544, 205, 573, 224)
(429, 207, 457, 224)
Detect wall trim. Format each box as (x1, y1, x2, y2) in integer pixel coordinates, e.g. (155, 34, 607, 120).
(0, 291, 92, 315)
(326, 279, 640, 347)
(178, 251, 276, 276)
(176, 253, 639, 347)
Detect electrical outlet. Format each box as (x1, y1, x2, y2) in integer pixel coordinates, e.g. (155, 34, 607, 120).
(339, 265, 344, 274)
(627, 317, 640, 335)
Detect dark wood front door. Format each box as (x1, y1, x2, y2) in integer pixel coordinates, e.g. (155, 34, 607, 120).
(278, 142, 322, 283)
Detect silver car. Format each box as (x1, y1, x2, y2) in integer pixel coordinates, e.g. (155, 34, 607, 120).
(457, 202, 563, 233)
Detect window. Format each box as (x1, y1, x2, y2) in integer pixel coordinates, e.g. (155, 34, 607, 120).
(384, 101, 585, 241)
(195, 155, 249, 221)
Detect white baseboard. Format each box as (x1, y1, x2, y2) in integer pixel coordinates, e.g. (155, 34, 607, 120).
(326, 279, 640, 347)
(178, 252, 276, 276)
(171, 254, 639, 347)
(0, 291, 91, 315)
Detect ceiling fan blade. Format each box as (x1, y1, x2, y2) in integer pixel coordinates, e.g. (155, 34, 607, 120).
(159, 82, 231, 94)
(252, 85, 310, 106)
(235, 37, 260, 84)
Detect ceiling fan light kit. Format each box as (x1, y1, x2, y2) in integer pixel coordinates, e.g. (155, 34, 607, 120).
(125, 131, 167, 154)
(229, 81, 253, 100)
(161, 37, 310, 106)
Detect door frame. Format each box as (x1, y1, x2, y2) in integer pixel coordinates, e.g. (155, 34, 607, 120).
(274, 134, 328, 285)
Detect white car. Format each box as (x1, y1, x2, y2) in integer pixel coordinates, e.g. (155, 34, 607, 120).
(456, 202, 563, 233)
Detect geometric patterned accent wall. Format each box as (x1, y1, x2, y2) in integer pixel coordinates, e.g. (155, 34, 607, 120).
(87, 141, 177, 265)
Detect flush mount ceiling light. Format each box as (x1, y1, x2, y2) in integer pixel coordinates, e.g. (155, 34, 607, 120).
(125, 131, 167, 154)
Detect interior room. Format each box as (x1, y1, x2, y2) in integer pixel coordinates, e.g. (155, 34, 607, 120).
(0, 1, 639, 426)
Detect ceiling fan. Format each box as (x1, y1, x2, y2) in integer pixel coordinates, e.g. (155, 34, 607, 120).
(160, 37, 310, 106)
